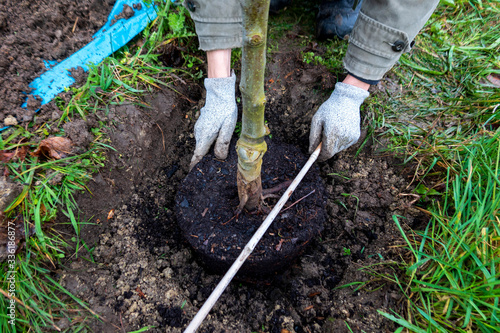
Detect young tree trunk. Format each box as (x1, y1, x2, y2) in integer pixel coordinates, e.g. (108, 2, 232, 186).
(236, 0, 271, 212)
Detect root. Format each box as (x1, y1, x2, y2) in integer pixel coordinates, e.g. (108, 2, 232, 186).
(262, 180, 292, 196)
(233, 179, 293, 220)
(234, 196, 248, 219)
(236, 171, 262, 215)
(262, 193, 280, 200)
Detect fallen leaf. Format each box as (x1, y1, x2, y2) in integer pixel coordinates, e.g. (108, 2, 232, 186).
(31, 137, 72, 159)
(303, 305, 314, 311)
(0, 151, 15, 163)
(13, 146, 29, 161)
(2, 141, 31, 163)
(281, 330, 291, 333)
(107, 209, 115, 220)
(486, 74, 500, 88)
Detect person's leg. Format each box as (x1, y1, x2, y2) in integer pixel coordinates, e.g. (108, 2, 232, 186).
(316, 0, 363, 40)
(343, 0, 440, 81)
(184, 0, 242, 52)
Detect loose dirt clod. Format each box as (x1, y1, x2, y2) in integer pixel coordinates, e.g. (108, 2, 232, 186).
(0, 177, 22, 212)
(3, 115, 17, 126)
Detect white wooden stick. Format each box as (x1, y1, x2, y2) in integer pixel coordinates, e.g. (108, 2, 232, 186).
(183, 143, 322, 333)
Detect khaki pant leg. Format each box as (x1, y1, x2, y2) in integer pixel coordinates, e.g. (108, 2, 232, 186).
(343, 0, 440, 81)
(184, 0, 243, 51)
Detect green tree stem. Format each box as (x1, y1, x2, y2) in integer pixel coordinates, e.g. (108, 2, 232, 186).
(236, 0, 271, 211)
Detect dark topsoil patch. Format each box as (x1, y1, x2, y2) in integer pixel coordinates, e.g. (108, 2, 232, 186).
(176, 139, 326, 277)
(7, 2, 429, 332)
(0, 0, 115, 123)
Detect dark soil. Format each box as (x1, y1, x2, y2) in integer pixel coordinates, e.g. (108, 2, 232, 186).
(0, 0, 115, 124)
(176, 140, 326, 276)
(3, 1, 429, 332)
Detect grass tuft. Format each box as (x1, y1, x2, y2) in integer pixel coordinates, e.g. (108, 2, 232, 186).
(364, 0, 500, 331)
(382, 131, 500, 332)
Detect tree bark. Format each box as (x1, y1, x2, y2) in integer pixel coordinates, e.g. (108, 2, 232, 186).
(236, 0, 271, 212)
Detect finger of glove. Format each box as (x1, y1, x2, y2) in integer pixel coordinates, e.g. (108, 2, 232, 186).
(189, 154, 203, 172)
(308, 115, 323, 154)
(318, 130, 337, 162)
(214, 113, 237, 160)
(320, 125, 361, 162)
(189, 128, 218, 171)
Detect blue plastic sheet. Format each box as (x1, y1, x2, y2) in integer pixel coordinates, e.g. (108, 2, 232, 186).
(1, 0, 157, 131)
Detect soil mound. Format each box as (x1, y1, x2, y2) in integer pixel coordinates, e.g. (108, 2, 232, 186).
(176, 140, 326, 276)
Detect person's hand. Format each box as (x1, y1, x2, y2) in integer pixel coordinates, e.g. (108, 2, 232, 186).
(309, 82, 369, 161)
(189, 72, 237, 170)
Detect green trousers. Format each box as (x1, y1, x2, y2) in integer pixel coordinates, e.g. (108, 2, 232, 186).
(184, 0, 439, 81)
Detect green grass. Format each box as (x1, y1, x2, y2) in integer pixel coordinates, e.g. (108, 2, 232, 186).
(1, 260, 96, 332)
(380, 131, 500, 332)
(0, 111, 109, 332)
(366, 0, 500, 331)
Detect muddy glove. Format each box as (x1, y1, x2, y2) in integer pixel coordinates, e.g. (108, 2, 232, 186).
(189, 72, 238, 170)
(309, 82, 369, 161)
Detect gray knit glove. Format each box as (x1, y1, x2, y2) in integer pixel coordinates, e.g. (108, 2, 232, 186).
(309, 82, 369, 161)
(189, 72, 238, 170)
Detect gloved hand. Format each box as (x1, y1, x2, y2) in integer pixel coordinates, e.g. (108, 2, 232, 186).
(309, 82, 369, 161)
(189, 72, 238, 170)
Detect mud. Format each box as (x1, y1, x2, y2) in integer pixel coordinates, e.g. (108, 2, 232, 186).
(0, 0, 114, 123)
